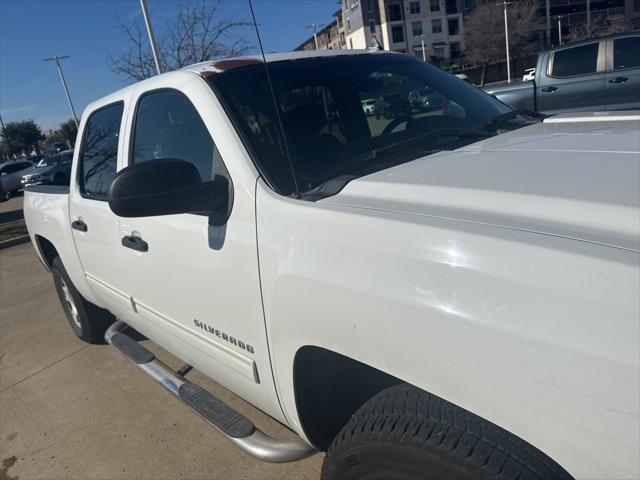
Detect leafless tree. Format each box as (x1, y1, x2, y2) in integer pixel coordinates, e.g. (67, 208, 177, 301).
(464, 0, 539, 85)
(109, 0, 252, 82)
(566, 16, 631, 43)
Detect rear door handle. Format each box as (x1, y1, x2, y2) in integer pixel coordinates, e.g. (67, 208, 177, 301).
(71, 219, 87, 232)
(541, 86, 558, 92)
(608, 77, 628, 84)
(122, 235, 148, 252)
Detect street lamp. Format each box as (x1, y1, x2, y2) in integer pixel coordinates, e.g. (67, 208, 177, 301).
(498, 0, 512, 83)
(557, 16, 563, 45)
(306, 23, 324, 50)
(43, 55, 79, 128)
(139, 0, 162, 75)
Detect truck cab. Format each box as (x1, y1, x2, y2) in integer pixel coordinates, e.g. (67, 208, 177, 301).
(22, 50, 640, 480)
(485, 32, 640, 114)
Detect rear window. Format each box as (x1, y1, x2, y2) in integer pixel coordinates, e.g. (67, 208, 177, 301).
(79, 102, 124, 199)
(551, 43, 599, 77)
(613, 36, 640, 70)
(1, 163, 29, 174)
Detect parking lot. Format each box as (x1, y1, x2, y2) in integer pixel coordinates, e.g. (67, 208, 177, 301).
(0, 241, 323, 479)
(0, 195, 23, 216)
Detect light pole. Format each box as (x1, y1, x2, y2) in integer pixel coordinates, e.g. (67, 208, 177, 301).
(140, 0, 162, 75)
(499, 0, 512, 83)
(545, 0, 551, 47)
(43, 56, 79, 128)
(557, 16, 563, 45)
(421, 34, 426, 61)
(306, 23, 324, 50)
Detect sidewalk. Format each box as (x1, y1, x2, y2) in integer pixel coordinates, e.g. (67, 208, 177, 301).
(0, 244, 323, 480)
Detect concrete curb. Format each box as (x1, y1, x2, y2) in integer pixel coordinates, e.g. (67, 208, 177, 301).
(0, 234, 30, 250)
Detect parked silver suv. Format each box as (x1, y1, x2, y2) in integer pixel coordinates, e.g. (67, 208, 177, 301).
(0, 160, 34, 201)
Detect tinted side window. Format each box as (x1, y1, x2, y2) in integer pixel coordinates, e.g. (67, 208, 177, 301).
(613, 37, 640, 70)
(3, 164, 22, 174)
(79, 103, 124, 199)
(552, 43, 599, 77)
(132, 90, 214, 182)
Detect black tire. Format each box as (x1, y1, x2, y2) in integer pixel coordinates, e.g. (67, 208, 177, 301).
(321, 384, 573, 480)
(0, 190, 9, 202)
(51, 257, 114, 343)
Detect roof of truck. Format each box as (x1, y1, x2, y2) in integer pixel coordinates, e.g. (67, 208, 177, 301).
(539, 30, 639, 54)
(82, 49, 392, 116)
(180, 48, 390, 76)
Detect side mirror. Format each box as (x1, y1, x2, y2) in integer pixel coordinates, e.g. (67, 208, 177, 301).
(108, 159, 230, 221)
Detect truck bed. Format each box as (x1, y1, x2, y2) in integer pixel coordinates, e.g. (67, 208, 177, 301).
(22, 186, 95, 305)
(483, 80, 535, 111)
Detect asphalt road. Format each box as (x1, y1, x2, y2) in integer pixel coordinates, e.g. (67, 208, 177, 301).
(0, 243, 323, 479)
(0, 195, 24, 221)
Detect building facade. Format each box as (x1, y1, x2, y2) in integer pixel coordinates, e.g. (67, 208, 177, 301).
(341, 0, 466, 64)
(296, 10, 347, 51)
(297, 0, 639, 65)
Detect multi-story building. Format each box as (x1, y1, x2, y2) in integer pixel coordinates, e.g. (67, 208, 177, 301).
(296, 10, 347, 51)
(539, 0, 639, 44)
(298, 0, 638, 65)
(341, 0, 465, 64)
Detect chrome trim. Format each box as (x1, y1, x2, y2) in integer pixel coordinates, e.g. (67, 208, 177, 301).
(105, 320, 316, 463)
(605, 38, 614, 72)
(597, 40, 606, 73)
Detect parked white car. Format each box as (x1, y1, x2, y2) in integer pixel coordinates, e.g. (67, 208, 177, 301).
(522, 68, 536, 82)
(23, 50, 639, 480)
(360, 98, 376, 116)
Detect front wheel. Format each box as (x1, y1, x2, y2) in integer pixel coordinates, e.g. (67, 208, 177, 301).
(321, 384, 572, 480)
(51, 257, 114, 343)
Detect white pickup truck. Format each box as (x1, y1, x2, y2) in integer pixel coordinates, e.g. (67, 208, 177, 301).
(23, 50, 639, 480)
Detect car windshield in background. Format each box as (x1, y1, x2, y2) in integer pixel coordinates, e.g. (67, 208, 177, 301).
(210, 53, 513, 199)
(37, 156, 60, 167)
(37, 152, 71, 167)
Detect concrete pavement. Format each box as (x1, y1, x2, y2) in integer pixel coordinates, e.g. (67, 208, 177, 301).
(0, 243, 323, 479)
(0, 194, 23, 214)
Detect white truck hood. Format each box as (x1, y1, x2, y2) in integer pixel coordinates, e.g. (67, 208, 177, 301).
(322, 112, 640, 251)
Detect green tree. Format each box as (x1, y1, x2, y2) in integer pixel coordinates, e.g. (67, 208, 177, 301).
(50, 119, 78, 148)
(0, 120, 44, 155)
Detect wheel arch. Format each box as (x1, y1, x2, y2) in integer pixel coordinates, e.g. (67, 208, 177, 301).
(292, 345, 573, 479)
(293, 346, 402, 451)
(34, 234, 59, 271)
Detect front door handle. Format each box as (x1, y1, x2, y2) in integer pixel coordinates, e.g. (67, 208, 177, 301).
(541, 86, 558, 92)
(122, 235, 148, 252)
(71, 219, 87, 232)
(608, 77, 628, 84)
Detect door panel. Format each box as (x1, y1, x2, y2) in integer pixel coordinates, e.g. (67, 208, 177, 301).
(69, 102, 132, 320)
(606, 36, 640, 111)
(122, 81, 284, 421)
(537, 42, 606, 113)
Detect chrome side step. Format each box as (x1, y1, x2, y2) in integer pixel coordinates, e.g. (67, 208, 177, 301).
(105, 320, 316, 463)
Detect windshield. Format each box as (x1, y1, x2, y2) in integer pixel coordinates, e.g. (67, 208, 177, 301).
(37, 152, 72, 167)
(37, 156, 60, 167)
(210, 53, 511, 199)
